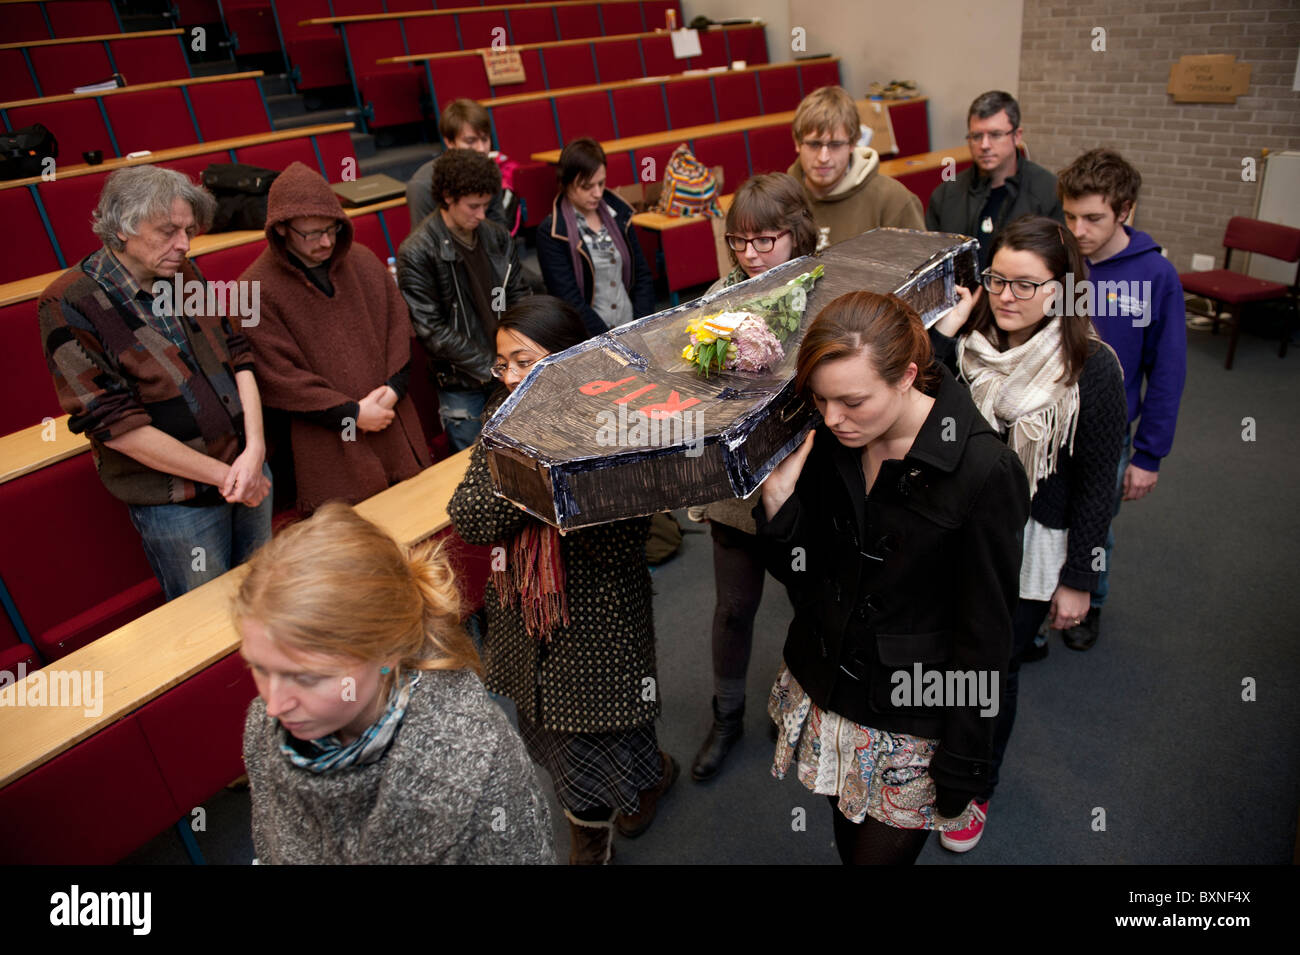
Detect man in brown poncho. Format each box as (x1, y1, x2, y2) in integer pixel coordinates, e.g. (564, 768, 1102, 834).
(241, 162, 430, 513)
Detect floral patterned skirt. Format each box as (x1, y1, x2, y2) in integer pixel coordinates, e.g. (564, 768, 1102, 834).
(768, 665, 974, 831)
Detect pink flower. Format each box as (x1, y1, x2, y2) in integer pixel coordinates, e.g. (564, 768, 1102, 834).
(728, 314, 784, 372)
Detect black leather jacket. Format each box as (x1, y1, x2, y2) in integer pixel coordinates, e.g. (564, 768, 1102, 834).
(396, 212, 530, 390)
(756, 363, 1030, 813)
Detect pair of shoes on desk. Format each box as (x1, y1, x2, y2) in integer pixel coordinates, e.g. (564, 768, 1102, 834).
(615, 750, 679, 839)
(1063, 607, 1102, 651)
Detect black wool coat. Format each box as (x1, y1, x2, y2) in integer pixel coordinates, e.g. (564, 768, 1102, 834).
(756, 363, 1030, 810)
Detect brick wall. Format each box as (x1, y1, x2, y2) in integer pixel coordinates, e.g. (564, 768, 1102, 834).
(1017, 0, 1300, 270)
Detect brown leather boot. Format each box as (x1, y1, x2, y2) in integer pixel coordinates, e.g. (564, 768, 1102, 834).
(565, 810, 615, 865)
(614, 750, 679, 839)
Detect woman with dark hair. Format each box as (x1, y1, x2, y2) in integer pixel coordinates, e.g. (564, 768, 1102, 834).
(928, 215, 1127, 853)
(686, 172, 819, 782)
(758, 290, 1030, 865)
(448, 295, 675, 865)
(535, 138, 656, 335)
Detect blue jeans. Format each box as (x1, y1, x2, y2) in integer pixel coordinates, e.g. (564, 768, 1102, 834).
(437, 385, 492, 453)
(1092, 430, 1131, 609)
(128, 464, 273, 601)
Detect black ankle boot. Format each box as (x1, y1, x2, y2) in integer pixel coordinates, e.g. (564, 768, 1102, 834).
(691, 697, 744, 782)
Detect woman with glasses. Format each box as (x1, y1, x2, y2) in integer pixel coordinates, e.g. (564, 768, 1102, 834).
(243, 161, 430, 514)
(685, 173, 819, 782)
(448, 295, 675, 865)
(928, 215, 1127, 853)
(536, 137, 657, 336)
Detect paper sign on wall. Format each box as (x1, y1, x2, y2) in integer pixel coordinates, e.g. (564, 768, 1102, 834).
(483, 48, 525, 86)
(670, 29, 703, 60)
(1167, 54, 1251, 104)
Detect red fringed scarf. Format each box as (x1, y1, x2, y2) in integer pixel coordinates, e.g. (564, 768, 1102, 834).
(493, 522, 570, 641)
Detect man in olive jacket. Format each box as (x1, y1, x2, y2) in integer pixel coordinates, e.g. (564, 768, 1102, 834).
(926, 91, 1064, 267)
(397, 149, 530, 451)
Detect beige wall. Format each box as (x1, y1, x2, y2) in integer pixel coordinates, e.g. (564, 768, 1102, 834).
(681, 0, 792, 65)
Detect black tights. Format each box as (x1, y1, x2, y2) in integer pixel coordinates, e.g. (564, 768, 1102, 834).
(828, 798, 930, 865)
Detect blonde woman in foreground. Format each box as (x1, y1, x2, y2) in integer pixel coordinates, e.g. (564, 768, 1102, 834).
(237, 501, 555, 864)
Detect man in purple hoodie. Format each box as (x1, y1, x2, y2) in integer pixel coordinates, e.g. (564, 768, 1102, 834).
(1056, 148, 1187, 651)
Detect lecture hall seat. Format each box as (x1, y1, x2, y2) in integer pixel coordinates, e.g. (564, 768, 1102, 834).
(609, 84, 667, 138)
(108, 34, 192, 85)
(714, 70, 761, 122)
(0, 297, 64, 432)
(508, 6, 559, 45)
(0, 49, 41, 101)
(27, 42, 114, 96)
(45, 0, 121, 37)
(101, 88, 199, 154)
(593, 37, 643, 83)
(0, 189, 62, 285)
(540, 45, 599, 90)
(665, 77, 717, 129)
(555, 91, 617, 144)
(555, 4, 603, 41)
(5, 99, 116, 163)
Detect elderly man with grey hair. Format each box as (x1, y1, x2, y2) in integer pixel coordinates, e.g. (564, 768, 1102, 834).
(39, 164, 273, 600)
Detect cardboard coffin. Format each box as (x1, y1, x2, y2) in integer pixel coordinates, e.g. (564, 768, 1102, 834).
(481, 228, 979, 530)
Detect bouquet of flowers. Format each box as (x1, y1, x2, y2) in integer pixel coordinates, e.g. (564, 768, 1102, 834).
(680, 264, 824, 377)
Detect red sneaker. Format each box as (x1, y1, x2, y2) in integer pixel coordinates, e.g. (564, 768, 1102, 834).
(939, 800, 988, 853)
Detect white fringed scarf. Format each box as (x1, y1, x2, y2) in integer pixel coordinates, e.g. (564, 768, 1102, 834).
(957, 319, 1080, 499)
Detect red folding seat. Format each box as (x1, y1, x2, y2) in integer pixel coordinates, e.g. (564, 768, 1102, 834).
(4, 3, 51, 42)
(540, 44, 598, 89)
(610, 84, 666, 138)
(556, 4, 601, 40)
(458, 9, 509, 51)
(235, 138, 320, 174)
(108, 35, 191, 84)
(502, 48, 547, 95)
(714, 70, 760, 122)
(0, 452, 164, 661)
(693, 29, 729, 69)
(757, 65, 801, 113)
(508, 7, 557, 45)
(659, 218, 721, 291)
(0, 714, 180, 863)
(102, 88, 198, 154)
(490, 98, 558, 160)
(46, 0, 120, 37)
(665, 77, 715, 128)
(641, 0, 679, 32)
(38, 170, 110, 264)
(158, 150, 235, 182)
(332, 0, 383, 13)
(174, 0, 222, 24)
(888, 99, 931, 156)
(403, 17, 462, 57)
(692, 131, 749, 196)
(799, 59, 841, 97)
(343, 22, 424, 128)
(276, 0, 350, 90)
(593, 37, 641, 82)
(602, 150, 633, 189)
(315, 130, 359, 181)
(187, 78, 272, 142)
(0, 49, 40, 101)
(5, 99, 114, 165)
(382, 204, 411, 245)
(350, 211, 391, 260)
(29, 42, 114, 96)
(892, 163, 969, 212)
(724, 25, 768, 66)
(194, 241, 265, 283)
(599, 2, 644, 36)
(639, 34, 679, 78)
(0, 297, 64, 431)
(747, 124, 795, 175)
(427, 54, 490, 114)
(556, 91, 615, 143)
(386, 0, 434, 11)
(0, 610, 41, 685)
(135, 652, 258, 815)
(220, 0, 280, 55)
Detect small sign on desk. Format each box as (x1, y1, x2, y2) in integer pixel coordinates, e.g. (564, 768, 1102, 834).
(670, 28, 702, 60)
(483, 48, 526, 86)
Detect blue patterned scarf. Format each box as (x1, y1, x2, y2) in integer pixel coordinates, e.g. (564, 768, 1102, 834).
(279, 670, 419, 774)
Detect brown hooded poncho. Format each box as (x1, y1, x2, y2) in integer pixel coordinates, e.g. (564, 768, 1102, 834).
(241, 161, 430, 512)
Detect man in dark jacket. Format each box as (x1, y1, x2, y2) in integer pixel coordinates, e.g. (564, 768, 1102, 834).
(397, 149, 530, 452)
(926, 91, 1064, 267)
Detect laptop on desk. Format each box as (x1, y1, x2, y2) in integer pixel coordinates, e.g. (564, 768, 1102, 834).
(332, 174, 406, 207)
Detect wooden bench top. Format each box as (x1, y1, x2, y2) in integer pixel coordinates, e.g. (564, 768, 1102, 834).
(380, 22, 763, 65)
(530, 96, 924, 164)
(1, 70, 265, 111)
(305, 0, 654, 28)
(0, 121, 355, 191)
(630, 192, 733, 231)
(0, 415, 88, 485)
(0, 446, 473, 788)
(482, 57, 836, 109)
(0, 28, 182, 51)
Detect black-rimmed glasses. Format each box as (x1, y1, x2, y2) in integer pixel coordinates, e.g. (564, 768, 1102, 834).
(725, 230, 791, 253)
(981, 270, 1054, 300)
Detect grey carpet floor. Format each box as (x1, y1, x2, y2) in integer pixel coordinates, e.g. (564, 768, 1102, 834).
(123, 315, 1299, 866)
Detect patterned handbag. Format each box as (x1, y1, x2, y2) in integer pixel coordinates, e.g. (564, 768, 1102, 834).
(654, 143, 723, 218)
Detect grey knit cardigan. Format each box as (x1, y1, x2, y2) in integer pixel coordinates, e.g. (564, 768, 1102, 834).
(243, 667, 556, 864)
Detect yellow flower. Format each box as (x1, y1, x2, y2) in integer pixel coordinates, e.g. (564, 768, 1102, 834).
(681, 344, 695, 360)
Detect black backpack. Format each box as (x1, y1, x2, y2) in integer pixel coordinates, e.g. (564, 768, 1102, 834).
(0, 124, 58, 181)
(201, 162, 280, 232)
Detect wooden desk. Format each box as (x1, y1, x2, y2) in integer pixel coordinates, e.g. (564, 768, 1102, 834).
(530, 97, 925, 164)
(0, 416, 89, 485)
(631, 193, 733, 231)
(0, 447, 473, 788)
(0, 122, 356, 191)
(878, 145, 973, 178)
(0, 70, 265, 111)
(0, 28, 182, 51)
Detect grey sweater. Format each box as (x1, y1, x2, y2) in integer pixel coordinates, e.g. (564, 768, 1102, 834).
(243, 667, 555, 864)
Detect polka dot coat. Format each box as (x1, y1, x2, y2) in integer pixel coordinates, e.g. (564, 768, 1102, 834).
(448, 437, 660, 735)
